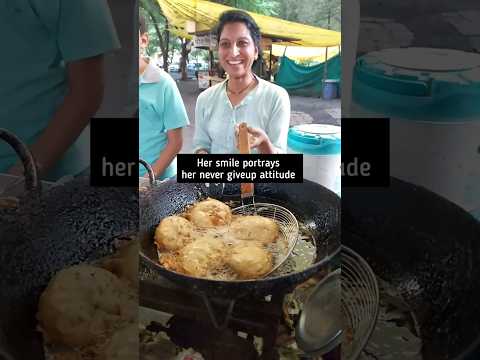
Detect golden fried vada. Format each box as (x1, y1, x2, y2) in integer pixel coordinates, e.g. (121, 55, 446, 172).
(180, 235, 227, 277)
(37, 265, 136, 348)
(230, 215, 279, 245)
(188, 198, 232, 228)
(154, 216, 194, 251)
(227, 243, 273, 279)
(158, 252, 183, 273)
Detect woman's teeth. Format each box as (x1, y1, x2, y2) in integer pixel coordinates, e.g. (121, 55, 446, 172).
(227, 60, 242, 65)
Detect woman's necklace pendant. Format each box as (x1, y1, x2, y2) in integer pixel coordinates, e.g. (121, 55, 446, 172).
(227, 76, 255, 95)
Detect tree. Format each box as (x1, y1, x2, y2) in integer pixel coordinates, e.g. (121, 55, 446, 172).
(210, 0, 340, 30)
(210, 0, 279, 16)
(277, 0, 341, 30)
(139, 0, 171, 70)
(277, 0, 298, 22)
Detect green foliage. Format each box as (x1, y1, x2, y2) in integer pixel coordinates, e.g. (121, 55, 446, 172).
(300, 0, 341, 31)
(221, 0, 280, 16)
(139, 0, 166, 56)
(277, 0, 340, 30)
(140, 0, 181, 68)
(210, 0, 340, 30)
(191, 48, 211, 63)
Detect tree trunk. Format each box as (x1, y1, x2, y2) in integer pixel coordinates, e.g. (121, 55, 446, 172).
(180, 39, 190, 81)
(163, 19, 170, 71)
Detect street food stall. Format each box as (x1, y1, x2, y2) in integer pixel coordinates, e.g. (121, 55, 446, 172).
(157, 0, 341, 90)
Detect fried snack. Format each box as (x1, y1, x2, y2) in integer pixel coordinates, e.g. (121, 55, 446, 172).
(179, 235, 227, 277)
(37, 265, 136, 348)
(227, 243, 273, 279)
(101, 324, 138, 360)
(158, 252, 183, 273)
(154, 216, 194, 251)
(230, 215, 279, 245)
(187, 198, 232, 228)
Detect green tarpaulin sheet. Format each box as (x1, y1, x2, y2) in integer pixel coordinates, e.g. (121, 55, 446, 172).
(274, 55, 341, 98)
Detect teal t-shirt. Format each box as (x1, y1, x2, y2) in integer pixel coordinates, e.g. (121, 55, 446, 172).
(139, 63, 190, 179)
(0, 0, 120, 180)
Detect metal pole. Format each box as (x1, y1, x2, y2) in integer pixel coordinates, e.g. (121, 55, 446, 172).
(209, 49, 214, 87)
(324, 46, 329, 81)
(269, 46, 273, 81)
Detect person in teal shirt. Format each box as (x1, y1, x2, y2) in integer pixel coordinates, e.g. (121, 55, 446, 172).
(0, 0, 120, 181)
(139, 15, 189, 180)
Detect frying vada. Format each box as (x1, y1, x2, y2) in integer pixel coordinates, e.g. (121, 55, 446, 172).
(154, 216, 194, 251)
(179, 235, 227, 277)
(188, 198, 232, 228)
(230, 215, 279, 245)
(37, 265, 136, 348)
(226, 243, 273, 279)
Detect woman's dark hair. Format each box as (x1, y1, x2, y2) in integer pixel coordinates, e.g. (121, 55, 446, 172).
(139, 14, 147, 35)
(216, 10, 262, 57)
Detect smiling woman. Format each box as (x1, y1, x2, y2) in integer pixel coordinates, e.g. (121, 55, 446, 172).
(193, 10, 291, 155)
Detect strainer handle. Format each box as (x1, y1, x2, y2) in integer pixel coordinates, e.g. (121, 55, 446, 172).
(296, 269, 343, 357)
(0, 128, 41, 197)
(238, 123, 254, 199)
(139, 159, 155, 185)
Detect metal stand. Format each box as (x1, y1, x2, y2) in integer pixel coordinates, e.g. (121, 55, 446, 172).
(140, 278, 284, 360)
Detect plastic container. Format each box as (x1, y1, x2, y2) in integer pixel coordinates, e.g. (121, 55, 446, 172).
(322, 79, 340, 100)
(351, 47, 480, 217)
(288, 124, 341, 195)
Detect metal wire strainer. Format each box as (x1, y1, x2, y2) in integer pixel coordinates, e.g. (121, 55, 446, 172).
(295, 246, 379, 359)
(231, 203, 299, 276)
(342, 246, 380, 360)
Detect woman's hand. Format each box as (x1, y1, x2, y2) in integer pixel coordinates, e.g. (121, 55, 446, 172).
(246, 126, 269, 150)
(195, 149, 209, 155)
(235, 125, 276, 154)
